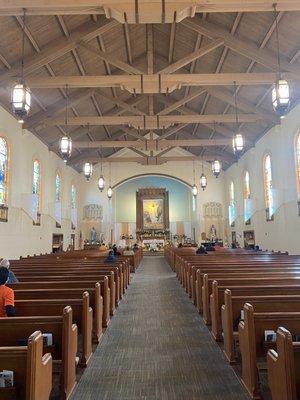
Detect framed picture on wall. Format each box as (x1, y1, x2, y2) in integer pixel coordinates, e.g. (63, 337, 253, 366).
(136, 188, 169, 232)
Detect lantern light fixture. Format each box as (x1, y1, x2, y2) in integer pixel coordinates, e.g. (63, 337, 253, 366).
(192, 184, 198, 197)
(232, 133, 244, 154)
(98, 146, 105, 192)
(200, 173, 207, 190)
(83, 162, 93, 181)
(12, 9, 31, 122)
(107, 163, 113, 200)
(98, 175, 105, 192)
(107, 186, 113, 200)
(191, 161, 198, 197)
(232, 82, 244, 155)
(60, 136, 72, 163)
(200, 159, 207, 190)
(212, 159, 221, 178)
(271, 4, 290, 118)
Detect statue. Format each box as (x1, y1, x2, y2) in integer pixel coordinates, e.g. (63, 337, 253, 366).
(209, 224, 217, 241)
(90, 227, 97, 243)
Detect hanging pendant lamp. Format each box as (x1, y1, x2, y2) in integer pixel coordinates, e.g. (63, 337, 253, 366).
(232, 82, 244, 155)
(59, 85, 72, 163)
(83, 162, 93, 181)
(107, 163, 113, 200)
(271, 4, 290, 118)
(98, 147, 105, 192)
(200, 159, 207, 190)
(12, 9, 31, 123)
(191, 161, 198, 197)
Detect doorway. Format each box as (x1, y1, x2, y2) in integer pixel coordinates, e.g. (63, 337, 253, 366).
(243, 230, 255, 249)
(52, 234, 63, 253)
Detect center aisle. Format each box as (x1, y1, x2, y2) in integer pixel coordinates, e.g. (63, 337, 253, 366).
(72, 256, 248, 400)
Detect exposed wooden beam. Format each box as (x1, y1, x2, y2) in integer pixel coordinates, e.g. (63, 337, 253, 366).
(73, 138, 231, 149)
(24, 72, 296, 93)
(69, 154, 229, 167)
(158, 39, 224, 74)
(40, 113, 267, 129)
(78, 42, 143, 75)
(0, 19, 118, 86)
(182, 18, 300, 78)
(157, 89, 206, 115)
(1, 1, 300, 17)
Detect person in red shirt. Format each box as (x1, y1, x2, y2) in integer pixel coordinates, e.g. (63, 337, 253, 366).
(0, 266, 15, 317)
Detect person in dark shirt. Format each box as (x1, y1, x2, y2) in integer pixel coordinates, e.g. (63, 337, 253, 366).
(0, 267, 15, 317)
(0, 259, 18, 284)
(105, 250, 117, 263)
(196, 245, 207, 254)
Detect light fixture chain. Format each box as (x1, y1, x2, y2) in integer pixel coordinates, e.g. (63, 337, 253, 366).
(21, 8, 26, 83)
(273, 3, 281, 77)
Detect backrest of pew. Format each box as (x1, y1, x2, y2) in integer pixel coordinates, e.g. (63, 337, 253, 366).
(267, 327, 300, 400)
(0, 331, 52, 400)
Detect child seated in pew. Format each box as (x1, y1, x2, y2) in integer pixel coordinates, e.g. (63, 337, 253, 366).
(105, 250, 117, 263)
(0, 267, 15, 317)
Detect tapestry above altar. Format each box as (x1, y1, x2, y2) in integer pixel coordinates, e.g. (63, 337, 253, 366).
(136, 188, 170, 239)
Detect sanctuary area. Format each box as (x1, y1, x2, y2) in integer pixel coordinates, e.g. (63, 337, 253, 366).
(0, 1, 300, 399)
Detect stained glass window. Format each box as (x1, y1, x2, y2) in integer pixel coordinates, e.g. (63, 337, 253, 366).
(55, 173, 61, 202)
(229, 181, 235, 204)
(263, 154, 273, 220)
(32, 160, 41, 211)
(0, 138, 8, 205)
(71, 184, 76, 209)
(296, 133, 300, 199)
(244, 171, 250, 199)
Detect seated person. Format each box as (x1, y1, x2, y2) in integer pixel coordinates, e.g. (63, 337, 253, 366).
(196, 245, 207, 255)
(112, 244, 121, 256)
(178, 243, 183, 248)
(0, 266, 15, 317)
(99, 242, 107, 252)
(206, 243, 216, 252)
(105, 250, 116, 263)
(0, 259, 18, 283)
(133, 243, 139, 252)
(123, 246, 134, 256)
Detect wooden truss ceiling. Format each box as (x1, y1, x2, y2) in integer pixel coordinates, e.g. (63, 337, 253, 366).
(0, 3, 299, 169)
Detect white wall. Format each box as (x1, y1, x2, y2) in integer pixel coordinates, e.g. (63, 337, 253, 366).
(80, 148, 226, 244)
(224, 103, 300, 255)
(0, 106, 82, 259)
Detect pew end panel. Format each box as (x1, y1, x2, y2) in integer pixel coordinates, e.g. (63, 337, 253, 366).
(267, 327, 297, 400)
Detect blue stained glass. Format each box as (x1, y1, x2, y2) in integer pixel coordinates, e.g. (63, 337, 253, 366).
(0, 138, 8, 205)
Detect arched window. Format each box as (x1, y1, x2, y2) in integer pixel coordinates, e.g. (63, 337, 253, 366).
(71, 184, 76, 209)
(295, 132, 300, 199)
(244, 171, 251, 224)
(263, 154, 274, 221)
(0, 137, 9, 206)
(229, 181, 236, 227)
(244, 171, 250, 199)
(55, 173, 61, 202)
(32, 160, 41, 225)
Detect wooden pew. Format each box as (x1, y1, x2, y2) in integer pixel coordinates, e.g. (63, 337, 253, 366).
(14, 286, 102, 344)
(13, 269, 117, 313)
(267, 327, 300, 400)
(0, 331, 52, 400)
(202, 275, 300, 325)
(10, 279, 110, 328)
(14, 292, 93, 367)
(0, 307, 77, 400)
(238, 303, 300, 399)
(221, 290, 300, 364)
(210, 281, 300, 341)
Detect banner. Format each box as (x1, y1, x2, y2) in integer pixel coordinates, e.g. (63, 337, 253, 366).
(228, 204, 236, 226)
(49, 201, 62, 224)
(71, 208, 77, 228)
(19, 193, 38, 222)
(244, 199, 253, 222)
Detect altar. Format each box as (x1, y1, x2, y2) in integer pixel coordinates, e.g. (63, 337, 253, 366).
(142, 238, 165, 251)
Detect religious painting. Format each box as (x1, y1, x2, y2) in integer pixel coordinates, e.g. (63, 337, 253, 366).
(136, 188, 169, 233)
(142, 198, 164, 230)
